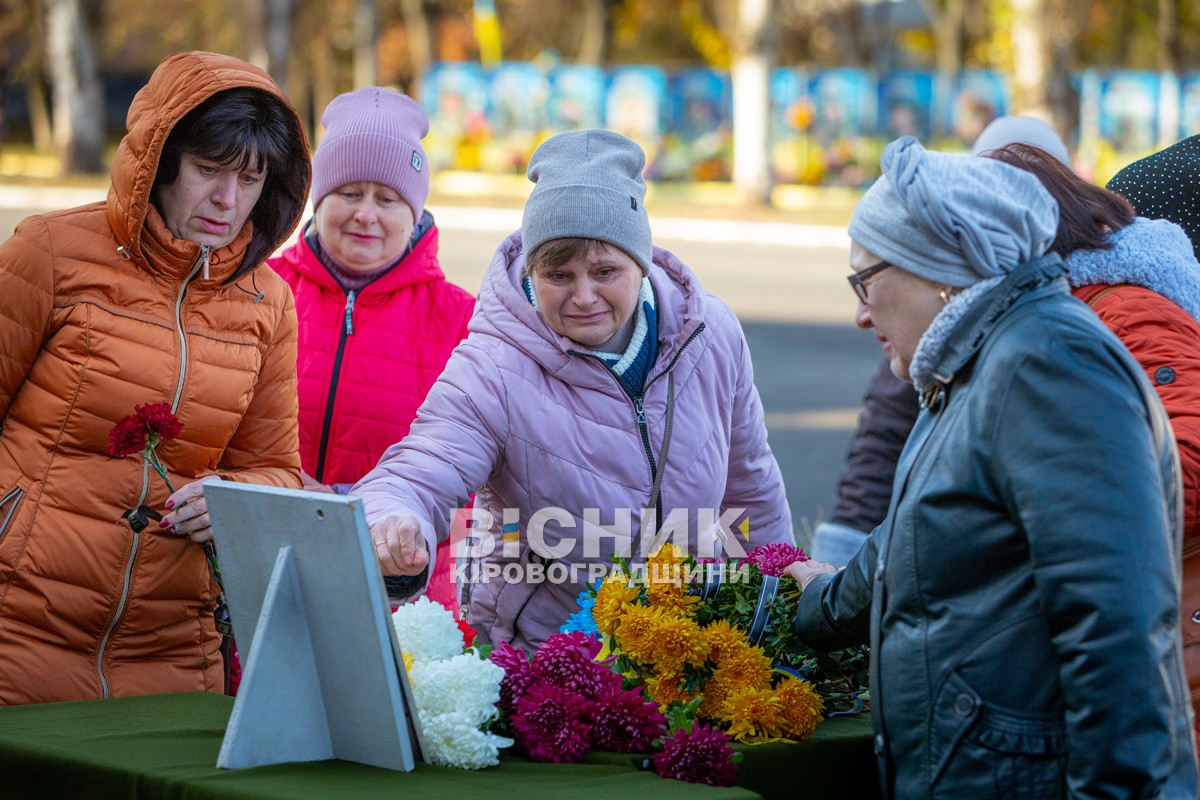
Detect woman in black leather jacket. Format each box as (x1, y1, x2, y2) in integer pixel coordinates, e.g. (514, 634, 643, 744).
(789, 136, 1197, 799)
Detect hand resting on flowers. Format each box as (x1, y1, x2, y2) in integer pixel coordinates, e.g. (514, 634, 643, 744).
(783, 558, 842, 591)
(370, 514, 430, 577)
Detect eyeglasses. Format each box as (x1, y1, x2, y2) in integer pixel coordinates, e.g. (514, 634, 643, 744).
(847, 260, 893, 304)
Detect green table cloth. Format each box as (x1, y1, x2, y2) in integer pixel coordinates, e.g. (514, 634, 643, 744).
(584, 712, 880, 799)
(0, 693, 878, 799)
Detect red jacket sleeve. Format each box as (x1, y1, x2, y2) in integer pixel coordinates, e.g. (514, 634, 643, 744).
(1082, 285, 1200, 538)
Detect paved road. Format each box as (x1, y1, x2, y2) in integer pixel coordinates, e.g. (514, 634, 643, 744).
(0, 199, 880, 550)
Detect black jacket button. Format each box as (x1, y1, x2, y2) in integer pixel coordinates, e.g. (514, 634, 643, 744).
(1156, 366, 1176, 385)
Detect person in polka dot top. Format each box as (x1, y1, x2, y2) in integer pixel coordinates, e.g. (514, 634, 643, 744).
(1108, 135, 1200, 259)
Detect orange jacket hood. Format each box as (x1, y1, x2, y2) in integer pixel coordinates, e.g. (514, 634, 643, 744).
(106, 51, 311, 282)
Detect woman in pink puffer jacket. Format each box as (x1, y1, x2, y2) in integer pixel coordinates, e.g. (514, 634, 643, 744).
(353, 130, 794, 651)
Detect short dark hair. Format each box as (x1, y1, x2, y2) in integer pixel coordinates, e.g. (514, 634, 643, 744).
(153, 87, 307, 281)
(525, 238, 616, 278)
(984, 143, 1134, 258)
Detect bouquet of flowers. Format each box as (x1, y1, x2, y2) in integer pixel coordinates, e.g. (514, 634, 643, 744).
(489, 629, 742, 786)
(487, 543, 869, 786)
(391, 598, 513, 769)
(568, 544, 838, 744)
(698, 542, 870, 716)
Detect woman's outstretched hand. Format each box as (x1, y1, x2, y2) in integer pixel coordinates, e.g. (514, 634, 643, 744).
(370, 514, 430, 576)
(784, 559, 841, 591)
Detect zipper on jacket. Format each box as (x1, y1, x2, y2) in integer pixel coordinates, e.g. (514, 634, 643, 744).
(570, 322, 706, 544)
(0, 486, 25, 541)
(315, 289, 357, 481)
(637, 323, 705, 533)
(633, 393, 658, 492)
(97, 252, 204, 697)
(344, 290, 357, 335)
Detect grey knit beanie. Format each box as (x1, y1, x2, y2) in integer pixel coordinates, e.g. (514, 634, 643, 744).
(971, 115, 1072, 168)
(849, 136, 1059, 288)
(311, 87, 430, 219)
(522, 130, 653, 274)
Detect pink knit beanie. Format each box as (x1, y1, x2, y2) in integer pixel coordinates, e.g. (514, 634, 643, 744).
(311, 87, 430, 218)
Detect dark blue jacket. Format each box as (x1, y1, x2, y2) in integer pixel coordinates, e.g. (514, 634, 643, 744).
(795, 256, 1197, 799)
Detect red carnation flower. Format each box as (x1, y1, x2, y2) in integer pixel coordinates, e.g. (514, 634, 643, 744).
(108, 402, 183, 458)
(457, 617, 478, 649)
(137, 402, 183, 442)
(108, 416, 149, 457)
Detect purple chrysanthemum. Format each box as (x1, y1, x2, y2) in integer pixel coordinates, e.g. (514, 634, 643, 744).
(530, 631, 621, 699)
(652, 723, 740, 786)
(589, 686, 667, 753)
(490, 641, 535, 715)
(512, 682, 593, 763)
(745, 542, 809, 577)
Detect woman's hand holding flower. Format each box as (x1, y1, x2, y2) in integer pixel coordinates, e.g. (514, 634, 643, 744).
(159, 476, 224, 543)
(371, 514, 429, 576)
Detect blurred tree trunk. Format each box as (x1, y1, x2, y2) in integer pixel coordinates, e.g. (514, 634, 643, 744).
(1046, 0, 1084, 146)
(1009, 0, 1082, 146)
(1009, 0, 1050, 120)
(400, 0, 434, 93)
(244, 0, 297, 92)
(730, 0, 775, 204)
(43, 0, 105, 173)
(27, 78, 54, 151)
(922, 0, 963, 77)
(1158, 0, 1178, 74)
(354, 0, 377, 87)
(265, 0, 297, 91)
(576, 0, 607, 64)
(310, 29, 338, 142)
(920, 0, 963, 139)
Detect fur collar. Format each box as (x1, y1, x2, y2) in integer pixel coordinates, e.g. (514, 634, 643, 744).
(1065, 217, 1200, 322)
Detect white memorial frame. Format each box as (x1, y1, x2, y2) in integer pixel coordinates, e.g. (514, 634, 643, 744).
(205, 482, 424, 771)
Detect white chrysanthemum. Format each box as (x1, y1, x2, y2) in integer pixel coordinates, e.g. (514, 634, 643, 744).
(409, 653, 504, 727)
(391, 596, 463, 664)
(420, 712, 513, 770)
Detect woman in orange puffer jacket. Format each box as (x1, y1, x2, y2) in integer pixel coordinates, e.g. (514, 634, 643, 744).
(0, 52, 309, 705)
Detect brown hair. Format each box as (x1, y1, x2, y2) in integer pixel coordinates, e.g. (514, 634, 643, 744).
(524, 237, 615, 278)
(984, 143, 1135, 258)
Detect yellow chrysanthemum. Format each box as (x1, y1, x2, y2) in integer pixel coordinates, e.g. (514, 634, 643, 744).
(645, 669, 692, 710)
(713, 643, 774, 691)
(776, 677, 825, 740)
(648, 542, 685, 565)
(402, 652, 414, 673)
(720, 686, 787, 743)
(614, 603, 665, 663)
(645, 544, 686, 585)
(593, 576, 641, 636)
(648, 614, 709, 673)
(703, 618, 748, 665)
(646, 580, 703, 618)
(697, 672, 735, 720)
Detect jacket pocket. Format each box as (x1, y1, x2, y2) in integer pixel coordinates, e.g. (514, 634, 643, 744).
(931, 671, 1067, 798)
(0, 484, 26, 542)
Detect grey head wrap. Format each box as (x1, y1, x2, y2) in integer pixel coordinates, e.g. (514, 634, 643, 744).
(849, 136, 1059, 288)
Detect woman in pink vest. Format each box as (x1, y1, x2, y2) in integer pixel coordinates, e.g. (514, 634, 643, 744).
(270, 88, 474, 613)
